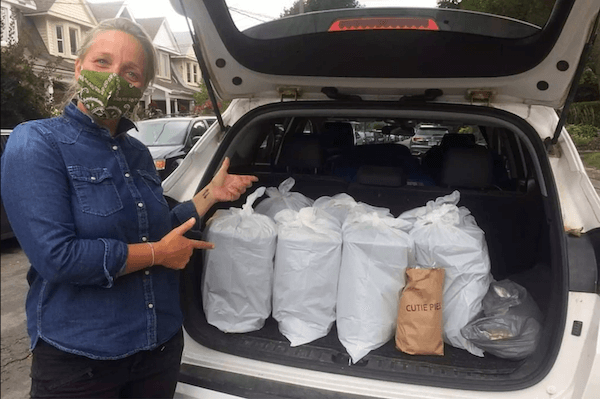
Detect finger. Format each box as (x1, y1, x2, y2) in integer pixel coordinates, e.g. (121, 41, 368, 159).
(191, 239, 215, 250)
(217, 157, 230, 176)
(173, 217, 196, 235)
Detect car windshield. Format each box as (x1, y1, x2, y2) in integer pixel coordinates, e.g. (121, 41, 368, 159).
(129, 120, 190, 146)
(225, 0, 557, 36)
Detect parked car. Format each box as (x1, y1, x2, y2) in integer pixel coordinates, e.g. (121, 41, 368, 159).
(409, 124, 450, 156)
(127, 116, 216, 179)
(168, 1, 600, 398)
(1, 129, 15, 241)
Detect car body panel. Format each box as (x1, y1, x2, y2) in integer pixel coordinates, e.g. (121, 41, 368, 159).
(171, 0, 599, 108)
(148, 145, 186, 160)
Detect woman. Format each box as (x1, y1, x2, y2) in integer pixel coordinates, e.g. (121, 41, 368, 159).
(1, 18, 257, 398)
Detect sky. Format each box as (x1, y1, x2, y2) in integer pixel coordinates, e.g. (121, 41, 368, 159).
(86, 0, 438, 33)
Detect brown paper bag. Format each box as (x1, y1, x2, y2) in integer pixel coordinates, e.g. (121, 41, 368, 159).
(395, 267, 445, 355)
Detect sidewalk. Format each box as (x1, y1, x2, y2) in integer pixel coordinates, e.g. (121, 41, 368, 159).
(585, 167, 600, 197)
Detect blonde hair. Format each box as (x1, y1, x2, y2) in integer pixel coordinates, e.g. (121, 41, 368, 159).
(62, 18, 157, 108)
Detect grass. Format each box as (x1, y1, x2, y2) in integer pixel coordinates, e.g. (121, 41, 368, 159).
(581, 152, 600, 169)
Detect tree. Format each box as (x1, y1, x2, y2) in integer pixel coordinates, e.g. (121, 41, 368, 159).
(437, 0, 598, 102)
(440, 0, 554, 27)
(437, 0, 461, 9)
(192, 79, 230, 115)
(1, 15, 56, 128)
(281, 0, 361, 18)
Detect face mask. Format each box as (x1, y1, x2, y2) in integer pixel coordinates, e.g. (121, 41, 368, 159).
(77, 69, 143, 120)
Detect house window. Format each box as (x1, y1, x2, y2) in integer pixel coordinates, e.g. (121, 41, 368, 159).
(193, 64, 198, 83)
(69, 28, 78, 55)
(159, 53, 170, 78)
(186, 63, 191, 82)
(1, 6, 9, 44)
(56, 25, 64, 54)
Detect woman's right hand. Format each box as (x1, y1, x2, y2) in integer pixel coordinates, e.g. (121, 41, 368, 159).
(155, 217, 214, 270)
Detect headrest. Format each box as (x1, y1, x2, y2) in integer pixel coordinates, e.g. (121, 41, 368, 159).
(441, 133, 476, 149)
(351, 143, 411, 167)
(440, 147, 493, 188)
(279, 135, 324, 169)
(322, 122, 355, 149)
(356, 165, 406, 187)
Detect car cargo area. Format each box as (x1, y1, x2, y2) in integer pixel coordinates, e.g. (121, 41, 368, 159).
(178, 102, 566, 391)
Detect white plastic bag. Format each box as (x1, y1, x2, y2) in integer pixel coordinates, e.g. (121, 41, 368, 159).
(254, 177, 314, 220)
(202, 187, 277, 333)
(314, 193, 391, 225)
(337, 211, 415, 363)
(408, 194, 492, 357)
(398, 190, 461, 226)
(272, 207, 343, 346)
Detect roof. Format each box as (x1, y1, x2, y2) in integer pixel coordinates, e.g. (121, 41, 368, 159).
(173, 31, 193, 54)
(154, 77, 196, 96)
(136, 17, 165, 40)
(88, 2, 125, 22)
(27, 0, 55, 13)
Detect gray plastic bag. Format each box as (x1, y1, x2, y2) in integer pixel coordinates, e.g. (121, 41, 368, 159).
(461, 280, 543, 360)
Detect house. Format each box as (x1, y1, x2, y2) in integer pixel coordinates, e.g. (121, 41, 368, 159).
(3, 0, 200, 117)
(136, 17, 197, 115)
(19, 0, 98, 104)
(1, 0, 37, 47)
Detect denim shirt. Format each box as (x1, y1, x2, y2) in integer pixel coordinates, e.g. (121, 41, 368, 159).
(1, 103, 198, 359)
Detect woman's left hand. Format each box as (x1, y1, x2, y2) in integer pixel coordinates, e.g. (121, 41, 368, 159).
(209, 157, 258, 202)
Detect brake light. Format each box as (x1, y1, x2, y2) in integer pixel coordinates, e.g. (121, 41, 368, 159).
(154, 159, 166, 170)
(412, 137, 425, 142)
(329, 17, 439, 32)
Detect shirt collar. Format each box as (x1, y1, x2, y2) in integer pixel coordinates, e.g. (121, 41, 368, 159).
(63, 101, 137, 138)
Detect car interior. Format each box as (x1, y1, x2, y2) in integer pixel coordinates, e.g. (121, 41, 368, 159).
(177, 103, 564, 389)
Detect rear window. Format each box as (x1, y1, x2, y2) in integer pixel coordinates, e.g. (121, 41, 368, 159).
(226, 0, 556, 37)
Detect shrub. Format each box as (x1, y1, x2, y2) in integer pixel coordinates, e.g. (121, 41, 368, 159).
(567, 124, 599, 149)
(567, 124, 599, 139)
(567, 101, 600, 127)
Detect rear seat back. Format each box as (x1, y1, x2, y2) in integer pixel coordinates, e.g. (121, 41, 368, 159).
(278, 135, 324, 174)
(440, 146, 494, 189)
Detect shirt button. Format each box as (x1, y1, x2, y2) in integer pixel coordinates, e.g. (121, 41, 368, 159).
(148, 303, 154, 309)
(138, 202, 144, 208)
(145, 270, 150, 275)
(90, 176, 96, 181)
(112, 145, 118, 150)
(125, 173, 130, 178)
(141, 236, 148, 242)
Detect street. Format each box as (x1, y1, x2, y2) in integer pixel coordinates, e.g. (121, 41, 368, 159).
(1, 237, 32, 399)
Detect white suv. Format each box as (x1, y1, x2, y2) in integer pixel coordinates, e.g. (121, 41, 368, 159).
(166, 0, 600, 397)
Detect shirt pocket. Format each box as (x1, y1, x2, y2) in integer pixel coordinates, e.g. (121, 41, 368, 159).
(68, 166, 123, 216)
(138, 169, 169, 208)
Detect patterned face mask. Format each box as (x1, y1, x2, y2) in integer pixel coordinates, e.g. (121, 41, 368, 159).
(77, 70, 143, 120)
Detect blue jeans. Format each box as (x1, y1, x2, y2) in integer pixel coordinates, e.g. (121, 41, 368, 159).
(30, 329, 183, 398)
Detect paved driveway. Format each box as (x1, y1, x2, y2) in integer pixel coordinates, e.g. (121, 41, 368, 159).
(1, 238, 31, 399)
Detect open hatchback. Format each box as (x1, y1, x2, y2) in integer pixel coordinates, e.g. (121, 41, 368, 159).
(165, 0, 600, 398)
